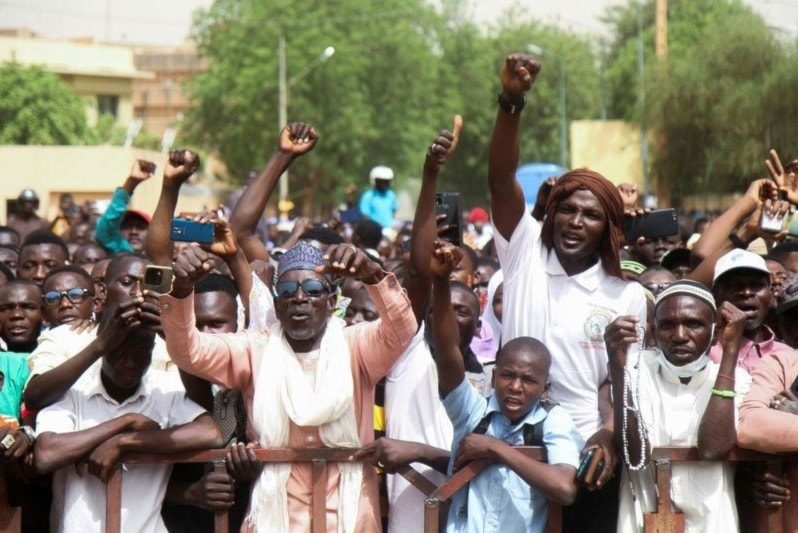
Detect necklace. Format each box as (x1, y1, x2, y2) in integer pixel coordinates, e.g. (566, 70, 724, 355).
(621, 326, 648, 471)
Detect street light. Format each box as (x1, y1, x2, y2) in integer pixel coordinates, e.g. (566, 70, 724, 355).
(278, 38, 336, 202)
(528, 44, 568, 168)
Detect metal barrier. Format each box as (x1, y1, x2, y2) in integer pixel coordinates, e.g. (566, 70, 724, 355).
(0, 445, 789, 533)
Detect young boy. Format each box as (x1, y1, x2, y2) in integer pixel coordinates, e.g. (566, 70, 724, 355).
(430, 242, 582, 533)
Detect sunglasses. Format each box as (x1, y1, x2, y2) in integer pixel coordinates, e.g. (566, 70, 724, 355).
(274, 279, 330, 299)
(42, 288, 93, 307)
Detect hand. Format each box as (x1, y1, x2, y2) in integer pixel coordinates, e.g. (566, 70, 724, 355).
(278, 122, 319, 156)
(96, 296, 145, 353)
(752, 465, 791, 508)
(171, 245, 219, 298)
(0, 426, 32, 462)
(139, 297, 162, 333)
(581, 428, 616, 490)
(87, 434, 122, 483)
(186, 470, 236, 510)
(226, 442, 263, 481)
(766, 149, 798, 204)
(129, 159, 156, 182)
(68, 317, 96, 334)
(425, 115, 463, 173)
(617, 183, 639, 209)
(453, 433, 501, 471)
(603, 316, 640, 370)
(353, 437, 422, 474)
(124, 413, 161, 433)
(744, 178, 779, 205)
(738, 198, 791, 244)
(429, 239, 463, 279)
(536, 177, 558, 207)
(716, 301, 747, 355)
(291, 217, 311, 236)
(500, 53, 541, 96)
(769, 390, 798, 414)
(178, 212, 238, 257)
(164, 149, 200, 184)
(316, 244, 385, 284)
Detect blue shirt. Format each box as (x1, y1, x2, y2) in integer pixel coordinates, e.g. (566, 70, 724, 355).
(442, 379, 583, 533)
(95, 187, 134, 254)
(358, 188, 397, 229)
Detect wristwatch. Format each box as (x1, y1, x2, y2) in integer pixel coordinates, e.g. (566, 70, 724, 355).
(19, 425, 36, 443)
(497, 92, 526, 115)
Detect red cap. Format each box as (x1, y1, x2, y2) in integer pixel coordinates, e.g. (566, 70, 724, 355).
(469, 207, 489, 224)
(123, 209, 152, 225)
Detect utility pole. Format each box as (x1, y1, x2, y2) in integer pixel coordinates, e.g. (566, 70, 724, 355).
(278, 35, 288, 202)
(636, 1, 649, 196)
(656, 0, 668, 59)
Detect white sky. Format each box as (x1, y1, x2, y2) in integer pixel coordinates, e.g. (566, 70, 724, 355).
(0, 0, 795, 45)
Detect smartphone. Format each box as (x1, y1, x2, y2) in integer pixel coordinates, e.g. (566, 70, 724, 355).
(142, 265, 174, 295)
(760, 210, 786, 234)
(622, 208, 679, 242)
(436, 192, 462, 246)
(170, 218, 214, 244)
(576, 448, 597, 483)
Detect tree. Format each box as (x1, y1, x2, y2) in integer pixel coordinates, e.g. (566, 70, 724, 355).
(185, 0, 603, 210)
(0, 63, 90, 145)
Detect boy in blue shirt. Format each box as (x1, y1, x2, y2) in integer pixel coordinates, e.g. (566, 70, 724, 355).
(429, 242, 583, 533)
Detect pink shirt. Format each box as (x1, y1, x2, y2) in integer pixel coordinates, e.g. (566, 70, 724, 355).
(738, 349, 798, 532)
(159, 273, 417, 532)
(708, 326, 790, 373)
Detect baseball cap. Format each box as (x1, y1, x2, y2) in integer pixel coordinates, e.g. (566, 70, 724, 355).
(660, 248, 691, 271)
(369, 165, 394, 181)
(122, 209, 151, 226)
(712, 249, 770, 285)
(469, 207, 489, 224)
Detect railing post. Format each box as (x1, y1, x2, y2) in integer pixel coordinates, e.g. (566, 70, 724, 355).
(424, 496, 443, 533)
(105, 467, 122, 533)
(212, 461, 230, 533)
(311, 459, 326, 533)
(643, 459, 685, 533)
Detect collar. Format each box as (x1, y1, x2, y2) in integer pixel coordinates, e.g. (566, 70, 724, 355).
(748, 325, 777, 351)
(655, 349, 711, 388)
(485, 395, 548, 430)
(545, 248, 606, 292)
(86, 364, 149, 406)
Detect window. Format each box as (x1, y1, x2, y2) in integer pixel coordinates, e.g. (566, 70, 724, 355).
(97, 95, 119, 118)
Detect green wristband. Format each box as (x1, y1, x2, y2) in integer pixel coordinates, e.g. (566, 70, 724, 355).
(711, 388, 736, 399)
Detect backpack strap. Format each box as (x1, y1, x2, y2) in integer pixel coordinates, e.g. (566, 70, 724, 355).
(521, 398, 555, 446)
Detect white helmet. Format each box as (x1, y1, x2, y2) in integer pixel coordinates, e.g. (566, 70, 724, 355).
(369, 165, 394, 182)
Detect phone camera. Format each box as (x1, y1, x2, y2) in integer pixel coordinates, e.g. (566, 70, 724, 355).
(145, 269, 163, 284)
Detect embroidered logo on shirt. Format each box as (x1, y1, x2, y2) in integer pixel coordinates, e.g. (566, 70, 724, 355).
(583, 308, 613, 343)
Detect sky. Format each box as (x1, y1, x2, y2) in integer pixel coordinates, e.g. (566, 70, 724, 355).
(0, 0, 795, 46)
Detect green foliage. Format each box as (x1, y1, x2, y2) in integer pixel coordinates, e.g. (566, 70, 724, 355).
(0, 63, 90, 145)
(185, 0, 601, 210)
(602, 0, 798, 197)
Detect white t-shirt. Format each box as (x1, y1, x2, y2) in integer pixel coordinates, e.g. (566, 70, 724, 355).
(384, 323, 453, 533)
(36, 362, 206, 533)
(617, 350, 751, 533)
(494, 214, 647, 439)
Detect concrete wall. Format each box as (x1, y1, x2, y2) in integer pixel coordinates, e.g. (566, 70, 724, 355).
(0, 146, 229, 224)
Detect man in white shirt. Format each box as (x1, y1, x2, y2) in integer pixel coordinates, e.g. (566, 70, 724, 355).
(487, 53, 646, 531)
(604, 280, 750, 533)
(34, 321, 222, 532)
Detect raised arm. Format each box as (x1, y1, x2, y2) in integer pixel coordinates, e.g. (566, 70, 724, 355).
(35, 412, 157, 474)
(229, 123, 318, 262)
(604, 315, 647, 466)
(698, 302, 745, 460)
(489, 54, 541, 240)
(406, 117, 462, 324)
(144, 150, 200, 265)
(95, 159, 155, 254)
(429, 242, 466, 395)
(24, 297, 145, 410)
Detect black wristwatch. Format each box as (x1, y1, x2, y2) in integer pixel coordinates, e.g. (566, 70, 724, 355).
(497, 92, 526, 115)
(728, 232, 747, 249)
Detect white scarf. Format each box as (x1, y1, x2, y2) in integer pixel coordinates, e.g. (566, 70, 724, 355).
(247, 317, 362, 532)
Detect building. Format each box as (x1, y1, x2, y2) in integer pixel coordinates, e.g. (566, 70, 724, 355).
(132, 45, 205, 137)
(0, 29, 153, 128)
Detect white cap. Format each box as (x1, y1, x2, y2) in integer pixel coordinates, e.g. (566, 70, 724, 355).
(713, 249, 770, 284)
(369, 165, 394, 181)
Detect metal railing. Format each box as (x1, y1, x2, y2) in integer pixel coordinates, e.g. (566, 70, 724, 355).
(0, 446, 789, 533)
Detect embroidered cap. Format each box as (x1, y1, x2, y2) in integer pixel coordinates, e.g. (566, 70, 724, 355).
(713, 249, 770, 285)
(277, 241, 326, 280)
(620, 260, 647, 276)
(655, 279, 717, 313)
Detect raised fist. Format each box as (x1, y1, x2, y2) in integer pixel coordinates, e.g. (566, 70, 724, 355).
(425, 115, 463, 173)
(129, 159, 156, 182)
(165, 149, 200, 183)
(278, 122, 319, 156)
(500, 54, 541, 96)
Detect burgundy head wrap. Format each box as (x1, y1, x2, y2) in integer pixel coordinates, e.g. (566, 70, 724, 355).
(540, 168, 624, 278)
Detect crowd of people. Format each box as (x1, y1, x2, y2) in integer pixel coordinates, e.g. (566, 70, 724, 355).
(1, 52, 798, 533)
